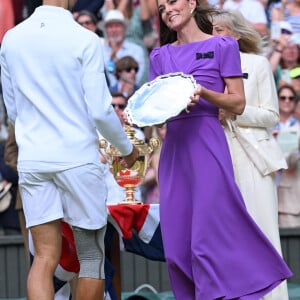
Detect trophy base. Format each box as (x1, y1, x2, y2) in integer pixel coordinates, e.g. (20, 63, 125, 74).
(117, 183, 143, 205)
(118, 199, 143, 205)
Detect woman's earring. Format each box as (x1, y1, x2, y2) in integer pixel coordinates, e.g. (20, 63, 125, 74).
(190, 9, 196, 16)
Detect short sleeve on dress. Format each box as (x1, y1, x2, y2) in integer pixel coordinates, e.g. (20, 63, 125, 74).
(218, 36, 242, 78)
(149, 47, 163, 81)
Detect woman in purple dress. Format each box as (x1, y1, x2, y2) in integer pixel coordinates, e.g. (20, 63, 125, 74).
(149, 0, 292, 299)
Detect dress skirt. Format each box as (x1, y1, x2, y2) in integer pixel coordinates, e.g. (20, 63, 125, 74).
(158, 112, 292, 300)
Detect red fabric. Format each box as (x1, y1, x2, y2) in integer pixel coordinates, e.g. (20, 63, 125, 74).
(0, 0, 15, 43)
(108, 204, 150, 239)
(60, 221, 80, 273)
(56, 205, 152, 273)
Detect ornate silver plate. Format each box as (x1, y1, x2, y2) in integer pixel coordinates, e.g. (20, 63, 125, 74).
(124, 72, 197, 127)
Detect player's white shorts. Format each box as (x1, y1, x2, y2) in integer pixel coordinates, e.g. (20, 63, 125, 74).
(18, 164, 107, 229)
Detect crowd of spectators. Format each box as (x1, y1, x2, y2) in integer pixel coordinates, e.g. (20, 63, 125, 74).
(0, 0, 300, 234)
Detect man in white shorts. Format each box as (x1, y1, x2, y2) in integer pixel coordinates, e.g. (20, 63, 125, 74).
(0, 0, 139, 299)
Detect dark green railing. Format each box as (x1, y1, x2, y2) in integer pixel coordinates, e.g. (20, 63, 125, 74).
(0, 227, 300, 298)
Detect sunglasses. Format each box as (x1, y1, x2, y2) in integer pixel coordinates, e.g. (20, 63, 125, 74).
(281, 28, 292, 35)
(112, 103, 126, 110)
(125, 67, 139, 73)
(279, 95, 295, 102)
(78, 20, 93, 26)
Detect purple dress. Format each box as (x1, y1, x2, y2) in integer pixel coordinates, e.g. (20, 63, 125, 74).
(149, 36, 292, 299)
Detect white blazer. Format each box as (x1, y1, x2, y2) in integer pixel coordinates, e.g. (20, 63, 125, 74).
(224, 52, 289, 300)
(225, 52, 287, 176)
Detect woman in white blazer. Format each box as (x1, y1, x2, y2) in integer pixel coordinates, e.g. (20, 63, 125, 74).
(213, 10, 289, 300)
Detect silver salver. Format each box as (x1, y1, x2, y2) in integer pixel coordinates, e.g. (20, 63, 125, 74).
(125, 72, 197, 127)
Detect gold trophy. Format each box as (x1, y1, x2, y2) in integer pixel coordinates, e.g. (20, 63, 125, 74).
(99, 125, 160, 204)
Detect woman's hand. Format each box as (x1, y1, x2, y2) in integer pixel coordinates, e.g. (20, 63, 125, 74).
(219, 109, 236, 121)
(189, 84, 202, 107)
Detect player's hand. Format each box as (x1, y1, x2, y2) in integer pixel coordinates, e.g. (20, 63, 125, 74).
(121, 145, 139, 168)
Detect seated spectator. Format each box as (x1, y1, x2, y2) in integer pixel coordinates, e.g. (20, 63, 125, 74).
(102, 0, 154, 83)
(111, 92, 127, 120)
(223, 0, 268, 36)
(72, 0, 104, 20)
(274, 85, 300, 129)
(25, 0, 104, 20)
(74, 10, 104, 37)
(272, 85, 300, 228)
(268, 21, 294, 87)
(271, 40, 300, 87)
(271, 0, 300, 33)
(111, 91, 144, 140)
(102, 0, 153, 48)
(110, 56, 139, 98)
(74, 10, 112, 86)
(290, 65, 300, 95)
(265, 0, 279, 27)
(102, 10, 146, 88)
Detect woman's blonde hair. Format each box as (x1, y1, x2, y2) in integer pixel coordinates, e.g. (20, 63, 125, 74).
(211, 9, 262, 54)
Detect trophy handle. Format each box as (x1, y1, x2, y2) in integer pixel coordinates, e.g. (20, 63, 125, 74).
(149, 137, 161, 150)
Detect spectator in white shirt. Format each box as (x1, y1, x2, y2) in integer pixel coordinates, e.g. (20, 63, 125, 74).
(223, 0, 268, 36)
(102, 9, 146, 87)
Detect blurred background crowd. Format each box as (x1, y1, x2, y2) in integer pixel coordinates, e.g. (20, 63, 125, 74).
(0, 0, 299, 235)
